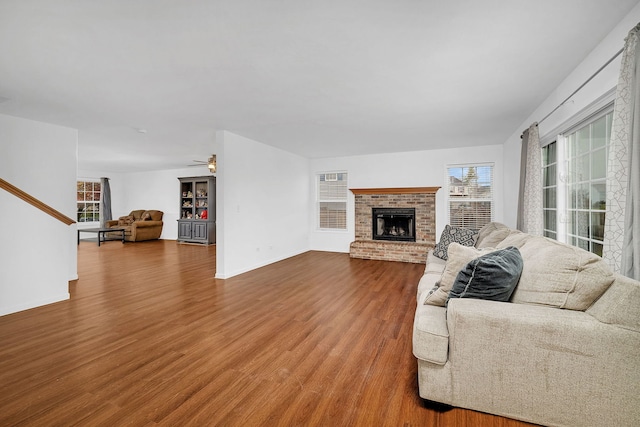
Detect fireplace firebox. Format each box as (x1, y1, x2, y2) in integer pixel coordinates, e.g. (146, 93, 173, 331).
(372, 208, 416, 242)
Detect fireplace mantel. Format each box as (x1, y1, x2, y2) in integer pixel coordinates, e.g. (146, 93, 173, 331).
(350, 187, 440, 195)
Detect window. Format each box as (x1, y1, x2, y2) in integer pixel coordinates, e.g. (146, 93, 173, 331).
(77, 180, 101, 222)
(446, 164, 494, 230)
(317, 172, 347, 230)
(542, 109, 612, 256)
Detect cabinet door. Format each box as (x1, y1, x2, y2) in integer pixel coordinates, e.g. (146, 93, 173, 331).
(192, 222, 208, 240)
(178, 221, 192, 239)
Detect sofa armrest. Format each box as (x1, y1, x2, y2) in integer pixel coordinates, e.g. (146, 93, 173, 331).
(445, 298, 640, 426)
(105, 219, 119, 227)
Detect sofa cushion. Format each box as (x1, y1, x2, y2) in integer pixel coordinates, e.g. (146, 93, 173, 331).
(447, 246, 523, 305)
(117, 215, 134, 226)
(433, 225, 478, 260)
(129, 210, 145, 221)
(144, 210, 164, 221)
(424, 243, 496, 306)
(475, 222, 512, 248)
(497, 232, 614, 310)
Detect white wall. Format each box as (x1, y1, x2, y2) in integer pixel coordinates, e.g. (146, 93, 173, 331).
(309, 145, 504, 252)
(216, 131, 309, 279)
(0, 113, 77, 315)
(502, 3, 640, 227)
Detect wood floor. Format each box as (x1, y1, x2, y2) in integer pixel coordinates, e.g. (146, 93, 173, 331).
(0, 240, 535, 426)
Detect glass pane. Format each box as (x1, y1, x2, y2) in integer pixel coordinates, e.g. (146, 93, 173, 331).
(592, 242, 603, 257)
(576, 211, 589, 238)
(590, 212, 605, 241)
(592, 115, 606, 149)
(544, 209, 556, 232)
(77, 191, 83, 201)
(577, 183, 590, 209)
(576, 238, 589, 251)
(591, 148, 606, 179)
(77, 182, 85, 191)
(544, 230, 557, 240)
(566, 133, 576, 158)
(591, 183, 606, 210)
(543, 187, 556, 209)
(576, 127, 590, 154)
(568, 158, 577, 183)
(543, 164, 556, 186)
(547, 142, 557, 163)
(568, 184, 578, 209)
(576, 154, 590, 181)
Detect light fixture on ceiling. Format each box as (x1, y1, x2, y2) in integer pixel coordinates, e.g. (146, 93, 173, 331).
(207, 155, 217, 173)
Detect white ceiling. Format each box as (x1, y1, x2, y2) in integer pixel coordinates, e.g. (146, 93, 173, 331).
(1, 0, 638, 172)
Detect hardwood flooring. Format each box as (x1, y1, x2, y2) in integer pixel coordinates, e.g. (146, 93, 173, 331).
(0, 240, 535, 426)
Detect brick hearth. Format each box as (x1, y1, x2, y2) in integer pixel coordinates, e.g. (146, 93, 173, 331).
(349, 187, 439, 264)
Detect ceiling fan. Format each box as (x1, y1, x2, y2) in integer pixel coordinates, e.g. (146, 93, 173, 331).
(189, 155, 216, 173)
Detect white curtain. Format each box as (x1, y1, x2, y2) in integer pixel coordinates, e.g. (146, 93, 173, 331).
(516, 122, 543, 235)
(604, 23, 640, 280)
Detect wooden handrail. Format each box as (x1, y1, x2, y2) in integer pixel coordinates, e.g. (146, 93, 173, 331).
(0, 178, 76, 226)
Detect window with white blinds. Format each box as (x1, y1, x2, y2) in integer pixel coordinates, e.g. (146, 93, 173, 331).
(317, 172, 347, 230)
(446, 164, 494, 230)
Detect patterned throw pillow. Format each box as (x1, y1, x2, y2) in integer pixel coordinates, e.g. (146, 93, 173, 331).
(432, 225, 478, 260)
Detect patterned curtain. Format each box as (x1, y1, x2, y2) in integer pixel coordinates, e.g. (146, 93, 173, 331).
(516, 122, 543, 235)
(604, 23, 640, 280)
(100, 177, 112, 228)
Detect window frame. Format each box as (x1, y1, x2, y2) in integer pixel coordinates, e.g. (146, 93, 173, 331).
(316, 171, 348, 231)
(445, 163, 494, 231)
(77, 179, 101, 224)
(541, 103, 613, 256)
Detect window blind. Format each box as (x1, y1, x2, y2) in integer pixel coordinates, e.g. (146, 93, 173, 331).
(446, 164, 493, 230)
(318, 172, 347, 229)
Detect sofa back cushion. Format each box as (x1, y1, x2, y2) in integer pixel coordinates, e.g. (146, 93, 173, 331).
(144, 210, 164, 221)
(129, 210, 145, 221)
(497, 231, 614, 310)
(475, 222, 511, 248)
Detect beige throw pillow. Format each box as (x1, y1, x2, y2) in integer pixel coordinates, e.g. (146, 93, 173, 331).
(424, 243, 496, 306)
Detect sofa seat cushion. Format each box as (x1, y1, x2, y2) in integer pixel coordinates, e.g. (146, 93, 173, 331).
(497, 232, 614, 310)
(447, 246, 523, 305)
(413, 303, 449, 365)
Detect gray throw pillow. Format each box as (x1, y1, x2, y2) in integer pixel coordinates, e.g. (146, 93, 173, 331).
(447, 246, 523, 305)
(433, 225, 478, 260)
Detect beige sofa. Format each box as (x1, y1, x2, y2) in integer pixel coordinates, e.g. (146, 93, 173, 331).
(413, 222, 640, 427)
(105, 210, 164, 242)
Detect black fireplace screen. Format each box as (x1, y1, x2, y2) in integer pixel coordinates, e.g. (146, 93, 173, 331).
(372, 208, 416, 242)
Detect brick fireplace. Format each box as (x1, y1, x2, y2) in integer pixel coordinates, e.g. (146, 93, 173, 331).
(349, 187, 439, 264)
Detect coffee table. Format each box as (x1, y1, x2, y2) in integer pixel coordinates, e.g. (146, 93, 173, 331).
(78, 228, 126, 246)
